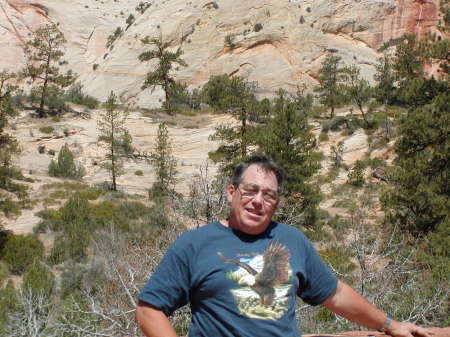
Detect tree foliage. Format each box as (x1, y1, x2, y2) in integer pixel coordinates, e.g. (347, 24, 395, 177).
(343, 65, 372, 128)
(139, 34, 187, 115)
(2, 234, 44, 275)
(150, 122, 178, 198)
(256, 89, 321, 227)
(207, 76, 258, 175)
(314, 54, 347, 118)
(0, 71, 21, 168)
(48, 143, 84, 179)
(22, 23, 76, 117)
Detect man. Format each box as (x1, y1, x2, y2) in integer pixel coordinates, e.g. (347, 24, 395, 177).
(136, 154, 432, 337)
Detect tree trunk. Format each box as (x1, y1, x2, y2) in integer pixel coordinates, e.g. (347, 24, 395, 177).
(358, 102, 372, 128)
(111, 125, 117, 191)
(163, 77, 173, 116)
(38, 55, 51, 118)
(240, 108, 247, 158)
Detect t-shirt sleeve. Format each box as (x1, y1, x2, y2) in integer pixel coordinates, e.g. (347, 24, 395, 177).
(138, 234, 192, 316)
(297, 237, 338, 306)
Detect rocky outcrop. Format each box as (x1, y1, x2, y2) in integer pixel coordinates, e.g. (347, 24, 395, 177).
(0, 0, 440, 107)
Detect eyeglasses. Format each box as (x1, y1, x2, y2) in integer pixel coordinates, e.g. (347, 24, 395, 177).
(236, 183, 279, 205)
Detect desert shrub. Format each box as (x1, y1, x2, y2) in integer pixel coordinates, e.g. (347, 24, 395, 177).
(2, 234, 44, 274)
(134, 170, 144, 176)
(22, 262, 55, 297)
(106, 27, 123, 49)
(136, 1, 151, 14)
(254, 23, 263, 32)
(64, 83, 100, 109)
(319, 245, 356, 275)
(46, 86, 69, 113)
(39, 126, 54, 134)
(347, 160, 365, 186)
(49, 228, 89, 264)
(77, 186, 104, 200)
(170, 83, 202, 111)
(48, 143, 85, 179)
(0, 195, 22, 216)
(318, 132, 329, 142)
(224, 34, 235, 49)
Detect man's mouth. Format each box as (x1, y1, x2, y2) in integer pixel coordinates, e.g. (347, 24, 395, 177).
(245, 208, 263, 217)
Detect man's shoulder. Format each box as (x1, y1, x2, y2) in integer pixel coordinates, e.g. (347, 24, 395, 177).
(174, 221, 223, 244)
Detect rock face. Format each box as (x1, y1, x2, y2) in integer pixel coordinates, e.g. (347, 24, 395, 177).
(0, 0, 440, 107)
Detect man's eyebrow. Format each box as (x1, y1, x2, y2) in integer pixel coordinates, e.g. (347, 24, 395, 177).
(243, 183, 277, 193)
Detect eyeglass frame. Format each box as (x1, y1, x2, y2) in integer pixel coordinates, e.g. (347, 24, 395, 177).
(234, 182, 279, 206)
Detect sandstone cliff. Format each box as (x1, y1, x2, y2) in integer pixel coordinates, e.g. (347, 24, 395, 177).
(0, 0, 440, 107)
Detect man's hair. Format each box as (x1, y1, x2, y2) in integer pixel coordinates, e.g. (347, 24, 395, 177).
(231, 153, 286, 192)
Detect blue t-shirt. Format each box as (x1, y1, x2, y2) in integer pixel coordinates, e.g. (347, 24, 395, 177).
(139, 221, 337, 337)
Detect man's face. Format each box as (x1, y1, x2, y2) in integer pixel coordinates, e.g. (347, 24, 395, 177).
(226, 164, 279, 235)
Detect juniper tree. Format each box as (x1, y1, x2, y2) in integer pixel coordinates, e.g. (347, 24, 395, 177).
(98, 91, 128, 191)
(314, 54, 347, 118)
(138, 34, 187, 115)
(22, 23, 76, 117)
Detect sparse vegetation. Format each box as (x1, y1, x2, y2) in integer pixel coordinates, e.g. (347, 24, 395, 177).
(38, 126, 54, 134)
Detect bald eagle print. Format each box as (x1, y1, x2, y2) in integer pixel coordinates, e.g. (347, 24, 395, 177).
(218, 242, 293, 320)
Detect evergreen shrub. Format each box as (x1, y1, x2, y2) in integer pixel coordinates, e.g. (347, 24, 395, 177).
(2, 234, 44, 274)
(48, 143, 85, 179)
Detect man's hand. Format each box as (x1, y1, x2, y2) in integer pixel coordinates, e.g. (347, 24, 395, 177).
(386, 320, 434, 337)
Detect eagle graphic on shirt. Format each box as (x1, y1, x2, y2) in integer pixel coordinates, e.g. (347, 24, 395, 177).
(218, 241, 292, 320)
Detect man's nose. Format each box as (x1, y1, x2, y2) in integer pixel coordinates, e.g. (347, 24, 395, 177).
(252, 191, 264, 206)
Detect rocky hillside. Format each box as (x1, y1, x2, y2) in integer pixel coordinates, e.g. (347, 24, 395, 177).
(0, 0, 440, 107)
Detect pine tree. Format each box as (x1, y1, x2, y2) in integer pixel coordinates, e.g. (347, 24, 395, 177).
(150, 122, 177, 197)
(257, 89, 322, 227)
(22, 23, 76, 117)
(381, 32, 450, 235)
(138, 34, 187, 115)
(98, 91, 128, 191)
(344, 65, 372, 128)
(0, 71, 20, 167)
(314, 54, 347, 118)
(374, 52, 396, 106)
(207, 76, 258, 175)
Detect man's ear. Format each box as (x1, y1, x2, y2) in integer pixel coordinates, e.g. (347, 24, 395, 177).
(226, 184, 235, 204)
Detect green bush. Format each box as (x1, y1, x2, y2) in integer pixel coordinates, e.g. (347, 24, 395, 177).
(254, 23, 263, 32)
(2, 234, 44, 274)
(64, 82, 99, 109)
(22, 262, 55, 297)
(347, 160, 365, 187)
(134, 170, 144, 176)
(48, 143, 85, 179)
(318, 132, 329, 142)
(39, 126, 54, 134)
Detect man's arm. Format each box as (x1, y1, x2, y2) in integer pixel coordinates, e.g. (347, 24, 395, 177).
(136, 300, 179, 337)
(322, 281, 432, 337)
